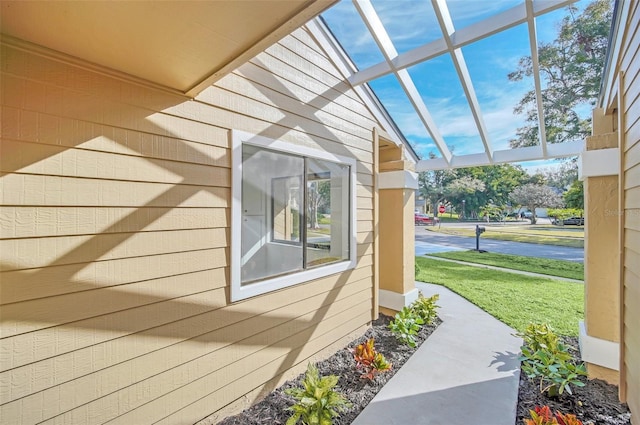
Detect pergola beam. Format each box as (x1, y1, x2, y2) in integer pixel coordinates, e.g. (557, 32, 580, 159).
(432, 0, 493, 163)
(416, 141, 584, 172)
(526, 0, 549, 157)
(349, 0, 577, 87)
(353, 0, 452, 163)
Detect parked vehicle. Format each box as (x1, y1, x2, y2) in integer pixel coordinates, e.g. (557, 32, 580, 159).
(415, 213, 439, 226)
(553, 216, 584, 226)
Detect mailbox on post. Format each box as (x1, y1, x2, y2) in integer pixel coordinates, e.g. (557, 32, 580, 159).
(475, 225, 485, 251)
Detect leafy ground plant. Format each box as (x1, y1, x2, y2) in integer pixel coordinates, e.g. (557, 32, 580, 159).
(350, 338, 391, 381)
(517, 324, 586, 397)
(524, 405, 583, 425)
(411, 292, 440, 324)
(388, 306, 424, 348)
(284, 363, 351, 425)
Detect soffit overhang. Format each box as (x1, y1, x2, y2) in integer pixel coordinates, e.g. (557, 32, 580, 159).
(0, 0, 336, 96)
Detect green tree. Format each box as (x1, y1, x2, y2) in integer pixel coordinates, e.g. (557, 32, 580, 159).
(456, 164, 529, 207)
(418, 154, 457, 216)
(444, 176, 485, 218)
(510, 184, 564, 224)
(508, 0, 613, 148)
(564, 179, 584, 209)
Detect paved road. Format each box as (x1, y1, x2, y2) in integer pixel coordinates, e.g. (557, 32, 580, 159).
(415, 227, 584, 263)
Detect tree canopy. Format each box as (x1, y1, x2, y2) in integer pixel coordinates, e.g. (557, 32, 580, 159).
(510, 183, 564, 224)
(508, 0, 613, 148)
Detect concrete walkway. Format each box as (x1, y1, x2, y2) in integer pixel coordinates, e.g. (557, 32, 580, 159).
(352, 282, 523, 425)
(423, 255, 584, 284)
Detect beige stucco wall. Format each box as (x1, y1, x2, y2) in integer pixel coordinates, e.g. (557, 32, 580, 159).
(0, 27, 384, 424)
(594, 0, 640, 419)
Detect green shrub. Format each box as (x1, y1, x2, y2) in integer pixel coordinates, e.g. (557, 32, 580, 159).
(388, 306, 424, 348)
(285, 363, 351, 425)
(517, 324, 586, 397)
(411, 292, 440, 324)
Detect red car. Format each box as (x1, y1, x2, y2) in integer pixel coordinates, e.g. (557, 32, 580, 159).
(415, 213, 439, 226)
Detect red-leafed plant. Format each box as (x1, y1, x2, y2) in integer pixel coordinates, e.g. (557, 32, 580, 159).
(350, 338, 391, 380)
(524, 406, 583, 425)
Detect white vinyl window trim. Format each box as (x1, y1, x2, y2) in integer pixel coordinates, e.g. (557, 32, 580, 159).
(231, 130, 357, 302)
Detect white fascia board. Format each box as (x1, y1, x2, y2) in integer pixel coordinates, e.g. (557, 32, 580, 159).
(546, 140, 584, 158)
(379, 288, 420, 312)
(416, 157, 450, 172)
(579, 321, 620, 371)
(493, 145, 543, 163)
(450, 152, 493, 168)
(378, 170, 419, 190)
(578, 148, 620, 180)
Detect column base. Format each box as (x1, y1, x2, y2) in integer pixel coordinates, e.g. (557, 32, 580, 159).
(379, 288, 419, 313)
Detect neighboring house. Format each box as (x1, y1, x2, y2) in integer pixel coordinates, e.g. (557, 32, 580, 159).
(579, 0, 639, 418)
(0, 2, 420, 423)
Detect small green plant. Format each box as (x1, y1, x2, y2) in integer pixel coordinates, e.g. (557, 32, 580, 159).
(411, 292, 440, 324)
(524, 405, 583, 425)
(517, 324, 586, 397)
(350, 338, 392, 380)
(285, 363, 351, 425)
(389, 306, 424, 348)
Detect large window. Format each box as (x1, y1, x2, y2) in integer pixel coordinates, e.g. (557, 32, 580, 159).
(231, 131, 357, 301)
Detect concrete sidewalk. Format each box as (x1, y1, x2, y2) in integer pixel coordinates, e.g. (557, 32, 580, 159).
(353, 282, 523, 425)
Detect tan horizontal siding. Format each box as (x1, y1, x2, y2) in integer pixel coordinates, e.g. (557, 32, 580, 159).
(621, 1, 640, 416)
(2, 281, 372, 424)
(0, 228, 228, 272)
(1, 140, 230, 186)
(1, 26, 377, 424)
(215, 71, 377, 141)
(0, 206, 228, 239)
(0, 106, 230, 164)
(0, 173, 229, 207)
(231, 62, 378, 130)
(244, 51, 369, 121)
(129, 307, 373, 425)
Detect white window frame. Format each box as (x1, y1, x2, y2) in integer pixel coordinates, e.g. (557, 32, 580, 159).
(231, 130, 357, 302)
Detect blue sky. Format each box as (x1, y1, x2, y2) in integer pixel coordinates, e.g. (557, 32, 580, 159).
(321, 0, 593, 172)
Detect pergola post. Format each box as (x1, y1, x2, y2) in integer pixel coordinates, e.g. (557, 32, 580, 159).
(579, 107, 621, 384)
(377, 144, 419, 315)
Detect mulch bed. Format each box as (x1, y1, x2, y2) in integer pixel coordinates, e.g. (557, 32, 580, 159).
(516, 336, 632, 425)
(215, 314, 440, 425)
(212, 320, 632, 425)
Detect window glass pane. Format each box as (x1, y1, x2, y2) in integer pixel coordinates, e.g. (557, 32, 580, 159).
(306, 158, 350, 268)
(241, 145, 303, 283)
(272, 176, 302, 243)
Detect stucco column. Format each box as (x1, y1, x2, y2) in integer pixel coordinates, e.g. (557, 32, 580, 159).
(579, 108, 620, 384)
(378, 167, 419, 315)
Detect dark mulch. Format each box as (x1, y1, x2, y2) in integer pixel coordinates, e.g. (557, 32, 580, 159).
(216, 314, 441, 425)
(213, 321, 632, 425)
(516, 336, 632, 425)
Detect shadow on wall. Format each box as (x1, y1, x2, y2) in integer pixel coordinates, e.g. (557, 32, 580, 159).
(1, 41, 375, 422)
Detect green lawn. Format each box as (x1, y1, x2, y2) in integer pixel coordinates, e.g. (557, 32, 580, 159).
(427, 250, 584, 280)
(415, 257, 584, 336)
(431, 226, 584, 248)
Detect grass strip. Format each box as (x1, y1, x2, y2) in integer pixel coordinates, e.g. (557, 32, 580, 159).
(415, 257, 584, 336)
(427, 250, 584, 280)
(431, 227, 584, 248)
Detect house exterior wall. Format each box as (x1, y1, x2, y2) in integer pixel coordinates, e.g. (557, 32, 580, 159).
(0, 27, 380, 424)
(596, 0, 640, 419)
(620, 0, 640, 417)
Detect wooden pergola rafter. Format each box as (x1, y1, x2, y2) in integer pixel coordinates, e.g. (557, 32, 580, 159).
(337, 0, 582, 170)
